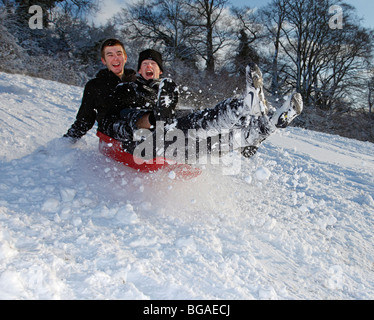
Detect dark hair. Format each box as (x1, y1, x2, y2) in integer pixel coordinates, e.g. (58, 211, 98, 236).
(100, 39, 127, 59)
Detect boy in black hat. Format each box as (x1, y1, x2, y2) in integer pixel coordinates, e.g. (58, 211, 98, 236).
(112, 49, 178, 134)
(137, 49, 164, 76)
(110, 49, 303, 160)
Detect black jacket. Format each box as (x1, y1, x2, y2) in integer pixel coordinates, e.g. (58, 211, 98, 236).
(64, 69, 122, 141)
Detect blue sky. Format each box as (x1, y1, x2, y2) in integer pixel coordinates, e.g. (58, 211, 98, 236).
(94, 0, 374, 29)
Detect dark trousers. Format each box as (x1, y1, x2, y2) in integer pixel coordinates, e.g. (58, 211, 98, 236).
(111, 98, 273, 162)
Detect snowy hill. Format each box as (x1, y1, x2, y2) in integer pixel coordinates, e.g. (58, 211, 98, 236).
(0, 71, 374, 300)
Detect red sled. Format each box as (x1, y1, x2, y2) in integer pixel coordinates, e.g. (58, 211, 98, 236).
(97, 131, 201, 180)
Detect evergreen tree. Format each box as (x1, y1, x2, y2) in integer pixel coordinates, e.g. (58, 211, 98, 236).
(234, 29, 259, 76)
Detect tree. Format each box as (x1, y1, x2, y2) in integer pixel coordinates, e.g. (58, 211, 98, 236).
(0, 8, 28, 74)
(0, 0, 106, 85)
(260, 0, 288, 96)
(183, 0, 231, 75)
(12, 0, 97, 28)
(234, 29, 259, 76)
(116, 0, 197, 66)
(262, 0, 373, 110)
(369, 73, 374, 115)
(230, 5, 263, 78)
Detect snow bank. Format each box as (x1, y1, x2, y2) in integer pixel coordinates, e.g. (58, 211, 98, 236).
(1, 72, 374, 299)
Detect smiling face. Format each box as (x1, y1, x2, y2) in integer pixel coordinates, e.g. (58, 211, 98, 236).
(101, 45, 127, 78)
(138, 60, 163, 80)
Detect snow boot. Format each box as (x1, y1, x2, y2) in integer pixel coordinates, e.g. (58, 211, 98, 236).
(154, 78, 179, 124)
(241, 145, 259, 158)
(270, 93, 303, 128)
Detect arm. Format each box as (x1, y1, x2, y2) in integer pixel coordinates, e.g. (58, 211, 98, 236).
(64, 81, 97, 142)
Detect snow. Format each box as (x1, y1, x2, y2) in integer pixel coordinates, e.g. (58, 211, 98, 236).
(1, 71, 374, 300)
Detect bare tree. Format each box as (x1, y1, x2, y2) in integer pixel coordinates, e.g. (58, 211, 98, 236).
(117, 0, 237, 76)
(183, 0, 231, 75)
(316, 24, 373, 110)
(260, 0, 288, 96)
(116, 0, 198, 67)
(263, 0, 373, 110)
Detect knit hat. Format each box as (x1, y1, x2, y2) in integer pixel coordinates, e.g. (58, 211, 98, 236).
(137, 49, 164, 72)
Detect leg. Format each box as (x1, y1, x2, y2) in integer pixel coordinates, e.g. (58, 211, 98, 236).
(175, 97, 247, 132)
(120, 63, 303, 161)
(112, 109, 152, 152)
(240, 92, 304, 158)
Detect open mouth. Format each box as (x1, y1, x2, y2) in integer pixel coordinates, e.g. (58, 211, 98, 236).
(146, 71, 154, 78)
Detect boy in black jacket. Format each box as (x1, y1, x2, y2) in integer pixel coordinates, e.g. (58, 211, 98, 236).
(111, 49, 303, 161)
(64, 39, 128, 142)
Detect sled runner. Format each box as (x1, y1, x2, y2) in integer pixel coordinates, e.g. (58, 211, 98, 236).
(97, 131, 202, 180)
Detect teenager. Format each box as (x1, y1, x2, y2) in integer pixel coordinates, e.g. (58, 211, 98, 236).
(110, 49, 303, 161)
(64, 39, 128, 142)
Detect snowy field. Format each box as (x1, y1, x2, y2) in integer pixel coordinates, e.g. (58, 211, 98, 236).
(0, 71, 374, 300)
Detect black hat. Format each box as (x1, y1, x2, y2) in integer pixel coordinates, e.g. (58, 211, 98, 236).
(137, 49, 163, 72)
